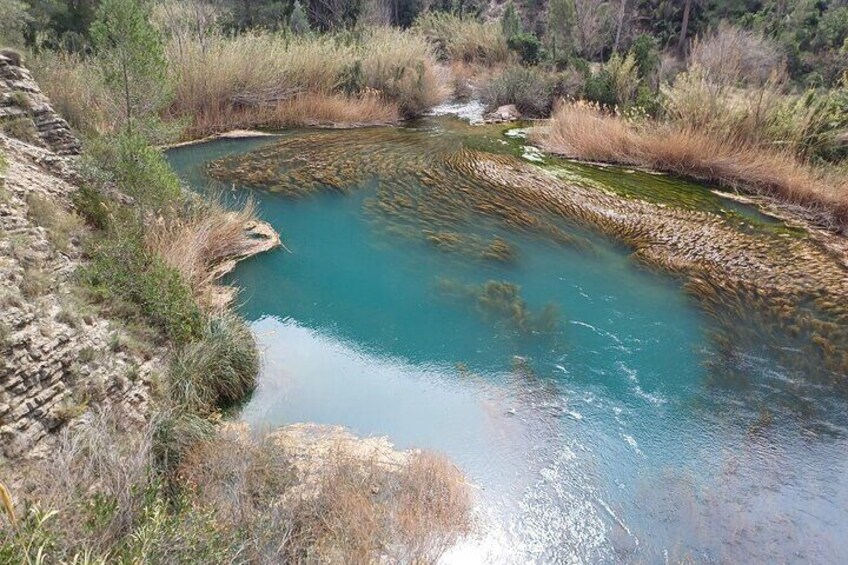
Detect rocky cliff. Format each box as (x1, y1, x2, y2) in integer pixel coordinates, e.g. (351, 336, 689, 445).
(0, 55, 155, 462)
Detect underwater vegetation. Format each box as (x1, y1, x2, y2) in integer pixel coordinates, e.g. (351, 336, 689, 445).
(437, 278, 560, 334)
(207, 124, 848, 389)
(206, 128, 593, 266)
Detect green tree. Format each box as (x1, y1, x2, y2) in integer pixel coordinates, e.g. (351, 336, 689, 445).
(289, 0, 310, 34)
(0, 1, 32, 47)
(90, 0, 168, 136)
(501, 1, 522, 39)
(547, 0, 576, 62)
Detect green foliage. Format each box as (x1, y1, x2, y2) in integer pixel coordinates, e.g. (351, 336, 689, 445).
(629, 33, 659, 79)
(71, 185, 112, 230)
(779, 80, 848, 163)
(289, 0, 310, 35)
(80, 233, 203, 345)
(507, 32, 541, 65)
(483, 66, 555, 117)
(501, 1, 522, 39)
(584, 52, 640, 108)
(91, 0, 169, 135)
(169, 314, 259, 415)
(85, 132, 181, 210)
(547, 0, 576, 61)
(0, 0, 32, 47)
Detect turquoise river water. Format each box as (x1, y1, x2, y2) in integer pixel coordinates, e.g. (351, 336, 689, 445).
(167, 116, 848, 564)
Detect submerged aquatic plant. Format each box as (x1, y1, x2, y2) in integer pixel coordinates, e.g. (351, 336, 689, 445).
(206, 127, 593, 263)
(437, 278, 560, 334)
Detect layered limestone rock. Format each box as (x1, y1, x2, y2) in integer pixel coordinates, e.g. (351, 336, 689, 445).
(0, 52, 81, 156)
(0, 134, 157, 462)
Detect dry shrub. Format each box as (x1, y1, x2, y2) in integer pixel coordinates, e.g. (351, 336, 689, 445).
(144, 197, 264, 308)
(414, 11, 510, 66)
(537, 102, 848, 231)
(28, 51, 111, 135)
(690, 23, 785, 87)
(181, 427, 473, 564)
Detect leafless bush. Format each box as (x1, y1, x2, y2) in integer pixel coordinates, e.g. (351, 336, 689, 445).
(22, 409, 155, 556)
(690, 23, 785, 87)
(181, 427, 473, 564)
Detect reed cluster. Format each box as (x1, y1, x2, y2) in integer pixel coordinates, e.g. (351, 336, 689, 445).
(413, 11, 509, 66)
(166, 27, 447, 137)
(536, 102, 848, 232)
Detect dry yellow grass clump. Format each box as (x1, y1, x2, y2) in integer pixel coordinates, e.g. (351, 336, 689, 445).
(145, 197, 279, 310)
(536, 102, 848, 232)
(166, 28, 447, 137)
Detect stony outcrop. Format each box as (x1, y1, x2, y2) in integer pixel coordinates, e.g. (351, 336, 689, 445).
(0, 52, 81, 156)
(0, 134, 157, 462)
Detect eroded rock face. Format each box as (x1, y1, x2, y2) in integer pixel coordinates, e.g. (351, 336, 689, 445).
(0, 135, 158, 462)
(0, 53, 81, 156)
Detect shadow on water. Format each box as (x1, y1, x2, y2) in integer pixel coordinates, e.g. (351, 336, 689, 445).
(167, 116, 848, 564)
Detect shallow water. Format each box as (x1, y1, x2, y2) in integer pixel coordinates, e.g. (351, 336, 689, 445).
(167, 118, 848, 563)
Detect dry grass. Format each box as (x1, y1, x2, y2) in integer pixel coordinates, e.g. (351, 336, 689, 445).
(28, 51, 111, 136)
(26, 193, 83, 251)
(166, 28, 445, 138)
(413, 12, 510, 66)
(4, 411, 472, 564)
(186, 92, 399, 136)
(144, 197, 265, 309)
(536, 102, 848, 231)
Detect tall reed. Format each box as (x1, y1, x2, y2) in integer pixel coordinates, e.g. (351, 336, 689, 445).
(536, 102, 848, 231)
(165, 28, 446, 137)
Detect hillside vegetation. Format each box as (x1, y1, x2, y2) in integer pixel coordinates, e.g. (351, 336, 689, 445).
(0, 0, 846, 561)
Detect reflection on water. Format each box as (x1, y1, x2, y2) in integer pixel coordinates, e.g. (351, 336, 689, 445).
(167, 117, 848, 563)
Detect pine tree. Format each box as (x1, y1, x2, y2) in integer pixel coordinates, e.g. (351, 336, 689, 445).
(547, 0, 576, 62)
(91, 0, 168, 135)
(289, 0, 311, 35)
(501, 2, 522, 40)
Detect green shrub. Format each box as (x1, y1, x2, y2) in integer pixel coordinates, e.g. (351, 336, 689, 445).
(1, 116, 39, 144)
(80, 233, 203, 345)
(629, 34, 660, 79)
(7, 90, 31, 109)
(583, 52, 641, 109)
(483, 66, 555, 117)
(71, 185, 112, 230)
(84, 132, 182, 210)
(507, 33, 541, 65)
(169, 313, 259, 415)
(583, 68, 617, 107)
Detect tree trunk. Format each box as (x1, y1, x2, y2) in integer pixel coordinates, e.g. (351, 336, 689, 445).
(614, 0, 628, 53)
(678, 0, 692, 56)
